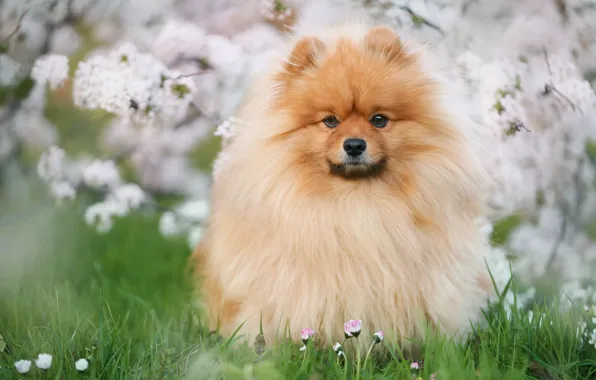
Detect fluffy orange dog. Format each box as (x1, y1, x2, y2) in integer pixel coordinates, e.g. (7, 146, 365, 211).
(192, 22, 493, 352)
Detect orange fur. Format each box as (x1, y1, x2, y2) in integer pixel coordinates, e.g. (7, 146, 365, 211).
(192, 23, 494, 353)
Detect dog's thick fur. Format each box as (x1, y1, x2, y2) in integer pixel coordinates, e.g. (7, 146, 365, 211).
(191, 22, 493, 352)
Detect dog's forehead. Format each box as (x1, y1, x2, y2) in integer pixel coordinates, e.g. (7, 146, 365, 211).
(304, 55, 425, 117)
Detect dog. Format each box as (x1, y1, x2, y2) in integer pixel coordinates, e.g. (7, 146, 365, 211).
(191, 21, 494, 353)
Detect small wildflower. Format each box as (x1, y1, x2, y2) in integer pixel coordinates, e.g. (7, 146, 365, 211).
(589, 330, 596, 347)
(333, 342, 342, 353)
(300, 328, 315, 344)
(299, 345, 306, 351)
(411, 361, 420, 370)
(75, 358, 89, 372)
(15, 360, 31, 374)
(35, 353, 53, 370)
(373, 330, 384, 344)
(343, 319, 362, 338)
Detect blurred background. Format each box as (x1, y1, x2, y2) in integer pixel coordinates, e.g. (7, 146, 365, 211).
(1, 0, 596, 378)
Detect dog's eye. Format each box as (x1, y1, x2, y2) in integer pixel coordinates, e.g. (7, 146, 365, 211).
(322, 115, 340, 128)
(370, 114, 389, 128)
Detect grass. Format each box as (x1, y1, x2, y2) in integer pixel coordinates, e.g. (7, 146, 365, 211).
(0, 177, 596, 379)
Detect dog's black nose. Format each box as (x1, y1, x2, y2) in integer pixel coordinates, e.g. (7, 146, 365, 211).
(343, 138, 367, 157)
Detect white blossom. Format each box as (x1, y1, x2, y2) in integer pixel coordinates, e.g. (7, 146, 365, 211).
(0, 55, 22, 86)
(50, 180, 76, 201)
(75, 358, 89, 372)
(214, 117, 239, 143)
(83, 183, 146, 233)
(14, 360, 31, 374)
(159, 211, 181, 237)
(187, 226, 204, 249)
(72, 42, 197, 127)
(37, 146, 68, 183)
(34, 353, 52, 370)
(82, 159, 121, 189)
(109, 183, 145, 210)
(49, 25, 83, 56)
(31, 54, 69, 90)
(84, 199, 125, 233)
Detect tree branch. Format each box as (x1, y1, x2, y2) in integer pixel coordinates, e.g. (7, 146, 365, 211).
(399, 5, 444, 35)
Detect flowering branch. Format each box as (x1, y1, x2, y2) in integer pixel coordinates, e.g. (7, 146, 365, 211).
(0, 9, 28, 47)
(541, 46, 582, 112)
(398, 5, 444, 35)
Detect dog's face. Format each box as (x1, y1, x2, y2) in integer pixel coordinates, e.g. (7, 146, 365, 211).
(272, 26, 449, 181)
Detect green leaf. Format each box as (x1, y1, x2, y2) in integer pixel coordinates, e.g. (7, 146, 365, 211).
(0, 332, 6, 353)
(585, 139, 596, 164)
(0, 43, 8, 54)
(171, 83, 190, 99)
(490, 214, 523, 246)
(14, 76, 35, 100)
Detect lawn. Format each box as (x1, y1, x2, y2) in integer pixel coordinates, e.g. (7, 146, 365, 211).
(1, 166, 596, 380)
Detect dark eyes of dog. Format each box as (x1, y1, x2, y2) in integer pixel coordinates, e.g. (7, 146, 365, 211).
(370, 114, 389, 128)
(322, 115, 340, 128)
(322, 114, 389, 128)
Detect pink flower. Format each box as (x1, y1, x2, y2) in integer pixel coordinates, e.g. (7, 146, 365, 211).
(300, 328, 315, 344)
(411, 361, 420, 370)
(373, 330, 384, 344)
(343, 319, 362, 338)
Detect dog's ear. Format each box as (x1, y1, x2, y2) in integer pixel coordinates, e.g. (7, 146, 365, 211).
(364, 26, 408, 63)
(283, 36, 326, 75)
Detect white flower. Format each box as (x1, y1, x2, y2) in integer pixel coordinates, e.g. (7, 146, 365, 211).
(72, 43, 196, 126)
(0, 55, 22, 86)
(75, 358, 89, 372)
(50, 180, 76, 201)
(187, 226, 204, 249)
(82, 159, 121, 189)
(214, 117, 239, 142)
(159, 211, 181, 237)
(37, 146, 67, 182)
(332, 342, 342, 353)
(84, 200, 127, 233)
(299, 345, 306, 351)
(176, 200, 209, 222)
(589, 329, 596, 348)
(35, 353, 53, 370)
(152, 21, 207, 66)
(14, 360, 31, 374)
(50, 25, 83, 56)
(31, 54, 69, 89)
(109, 183, 145, 209)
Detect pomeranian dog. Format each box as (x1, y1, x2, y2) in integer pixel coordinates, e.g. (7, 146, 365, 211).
(191, 21, 493, 352)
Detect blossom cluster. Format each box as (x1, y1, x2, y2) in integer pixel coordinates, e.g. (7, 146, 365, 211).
(72, 42, 198, 127)
(260, 0, 294, 23)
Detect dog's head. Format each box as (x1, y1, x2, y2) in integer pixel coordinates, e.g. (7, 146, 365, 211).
(270, 25, 455, 182)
